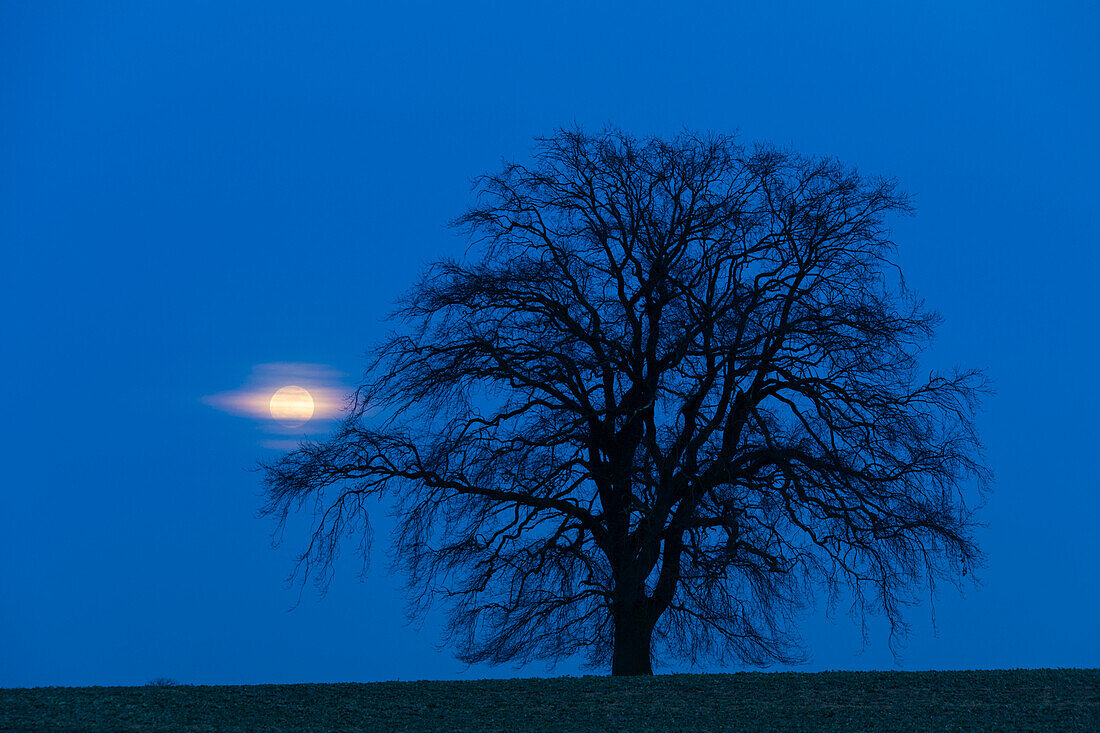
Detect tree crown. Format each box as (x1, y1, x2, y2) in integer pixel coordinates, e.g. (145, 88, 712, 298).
(263, 127, 988, 672)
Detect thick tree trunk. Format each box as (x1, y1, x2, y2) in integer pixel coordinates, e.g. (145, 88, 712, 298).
(611, 607, 654, 675)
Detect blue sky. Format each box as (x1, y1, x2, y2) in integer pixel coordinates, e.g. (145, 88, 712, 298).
(2, 2, 1097, 686)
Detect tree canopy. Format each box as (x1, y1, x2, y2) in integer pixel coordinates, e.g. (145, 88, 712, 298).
(262, 128, 988, 675)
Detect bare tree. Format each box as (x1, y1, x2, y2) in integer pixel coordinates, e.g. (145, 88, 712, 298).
(262, 128, 988, 676)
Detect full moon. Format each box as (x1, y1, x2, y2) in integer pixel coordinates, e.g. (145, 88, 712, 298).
(269, 385, 315, 427)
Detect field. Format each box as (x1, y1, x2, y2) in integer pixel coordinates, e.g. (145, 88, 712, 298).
(2, 669, 1097, 732)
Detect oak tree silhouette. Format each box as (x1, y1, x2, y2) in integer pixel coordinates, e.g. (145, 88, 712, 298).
(262, 128, 988, 675)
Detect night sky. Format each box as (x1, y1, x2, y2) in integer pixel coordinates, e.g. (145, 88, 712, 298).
(3, 2, 1097, 687)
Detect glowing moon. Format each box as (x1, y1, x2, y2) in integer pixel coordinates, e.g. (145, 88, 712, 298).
(269, 386, 315, 427)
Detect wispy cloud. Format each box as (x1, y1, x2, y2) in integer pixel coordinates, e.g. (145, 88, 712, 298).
(203, 363, 350, 437)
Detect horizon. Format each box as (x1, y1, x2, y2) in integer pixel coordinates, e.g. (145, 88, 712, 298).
(10, 665, 1099, 691)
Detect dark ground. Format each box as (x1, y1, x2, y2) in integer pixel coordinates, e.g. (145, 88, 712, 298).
(2, 668, 1097, 732)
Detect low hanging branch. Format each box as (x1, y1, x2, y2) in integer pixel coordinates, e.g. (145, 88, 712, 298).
(262, 127, 989, 676)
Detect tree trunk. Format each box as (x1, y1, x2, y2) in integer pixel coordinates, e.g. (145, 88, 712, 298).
(611, 607, 654, 675)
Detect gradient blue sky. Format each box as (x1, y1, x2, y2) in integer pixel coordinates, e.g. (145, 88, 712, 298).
(3, 2, 1098, 687)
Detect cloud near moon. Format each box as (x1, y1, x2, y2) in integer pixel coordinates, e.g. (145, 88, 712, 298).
(203, 363, 348, 436)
